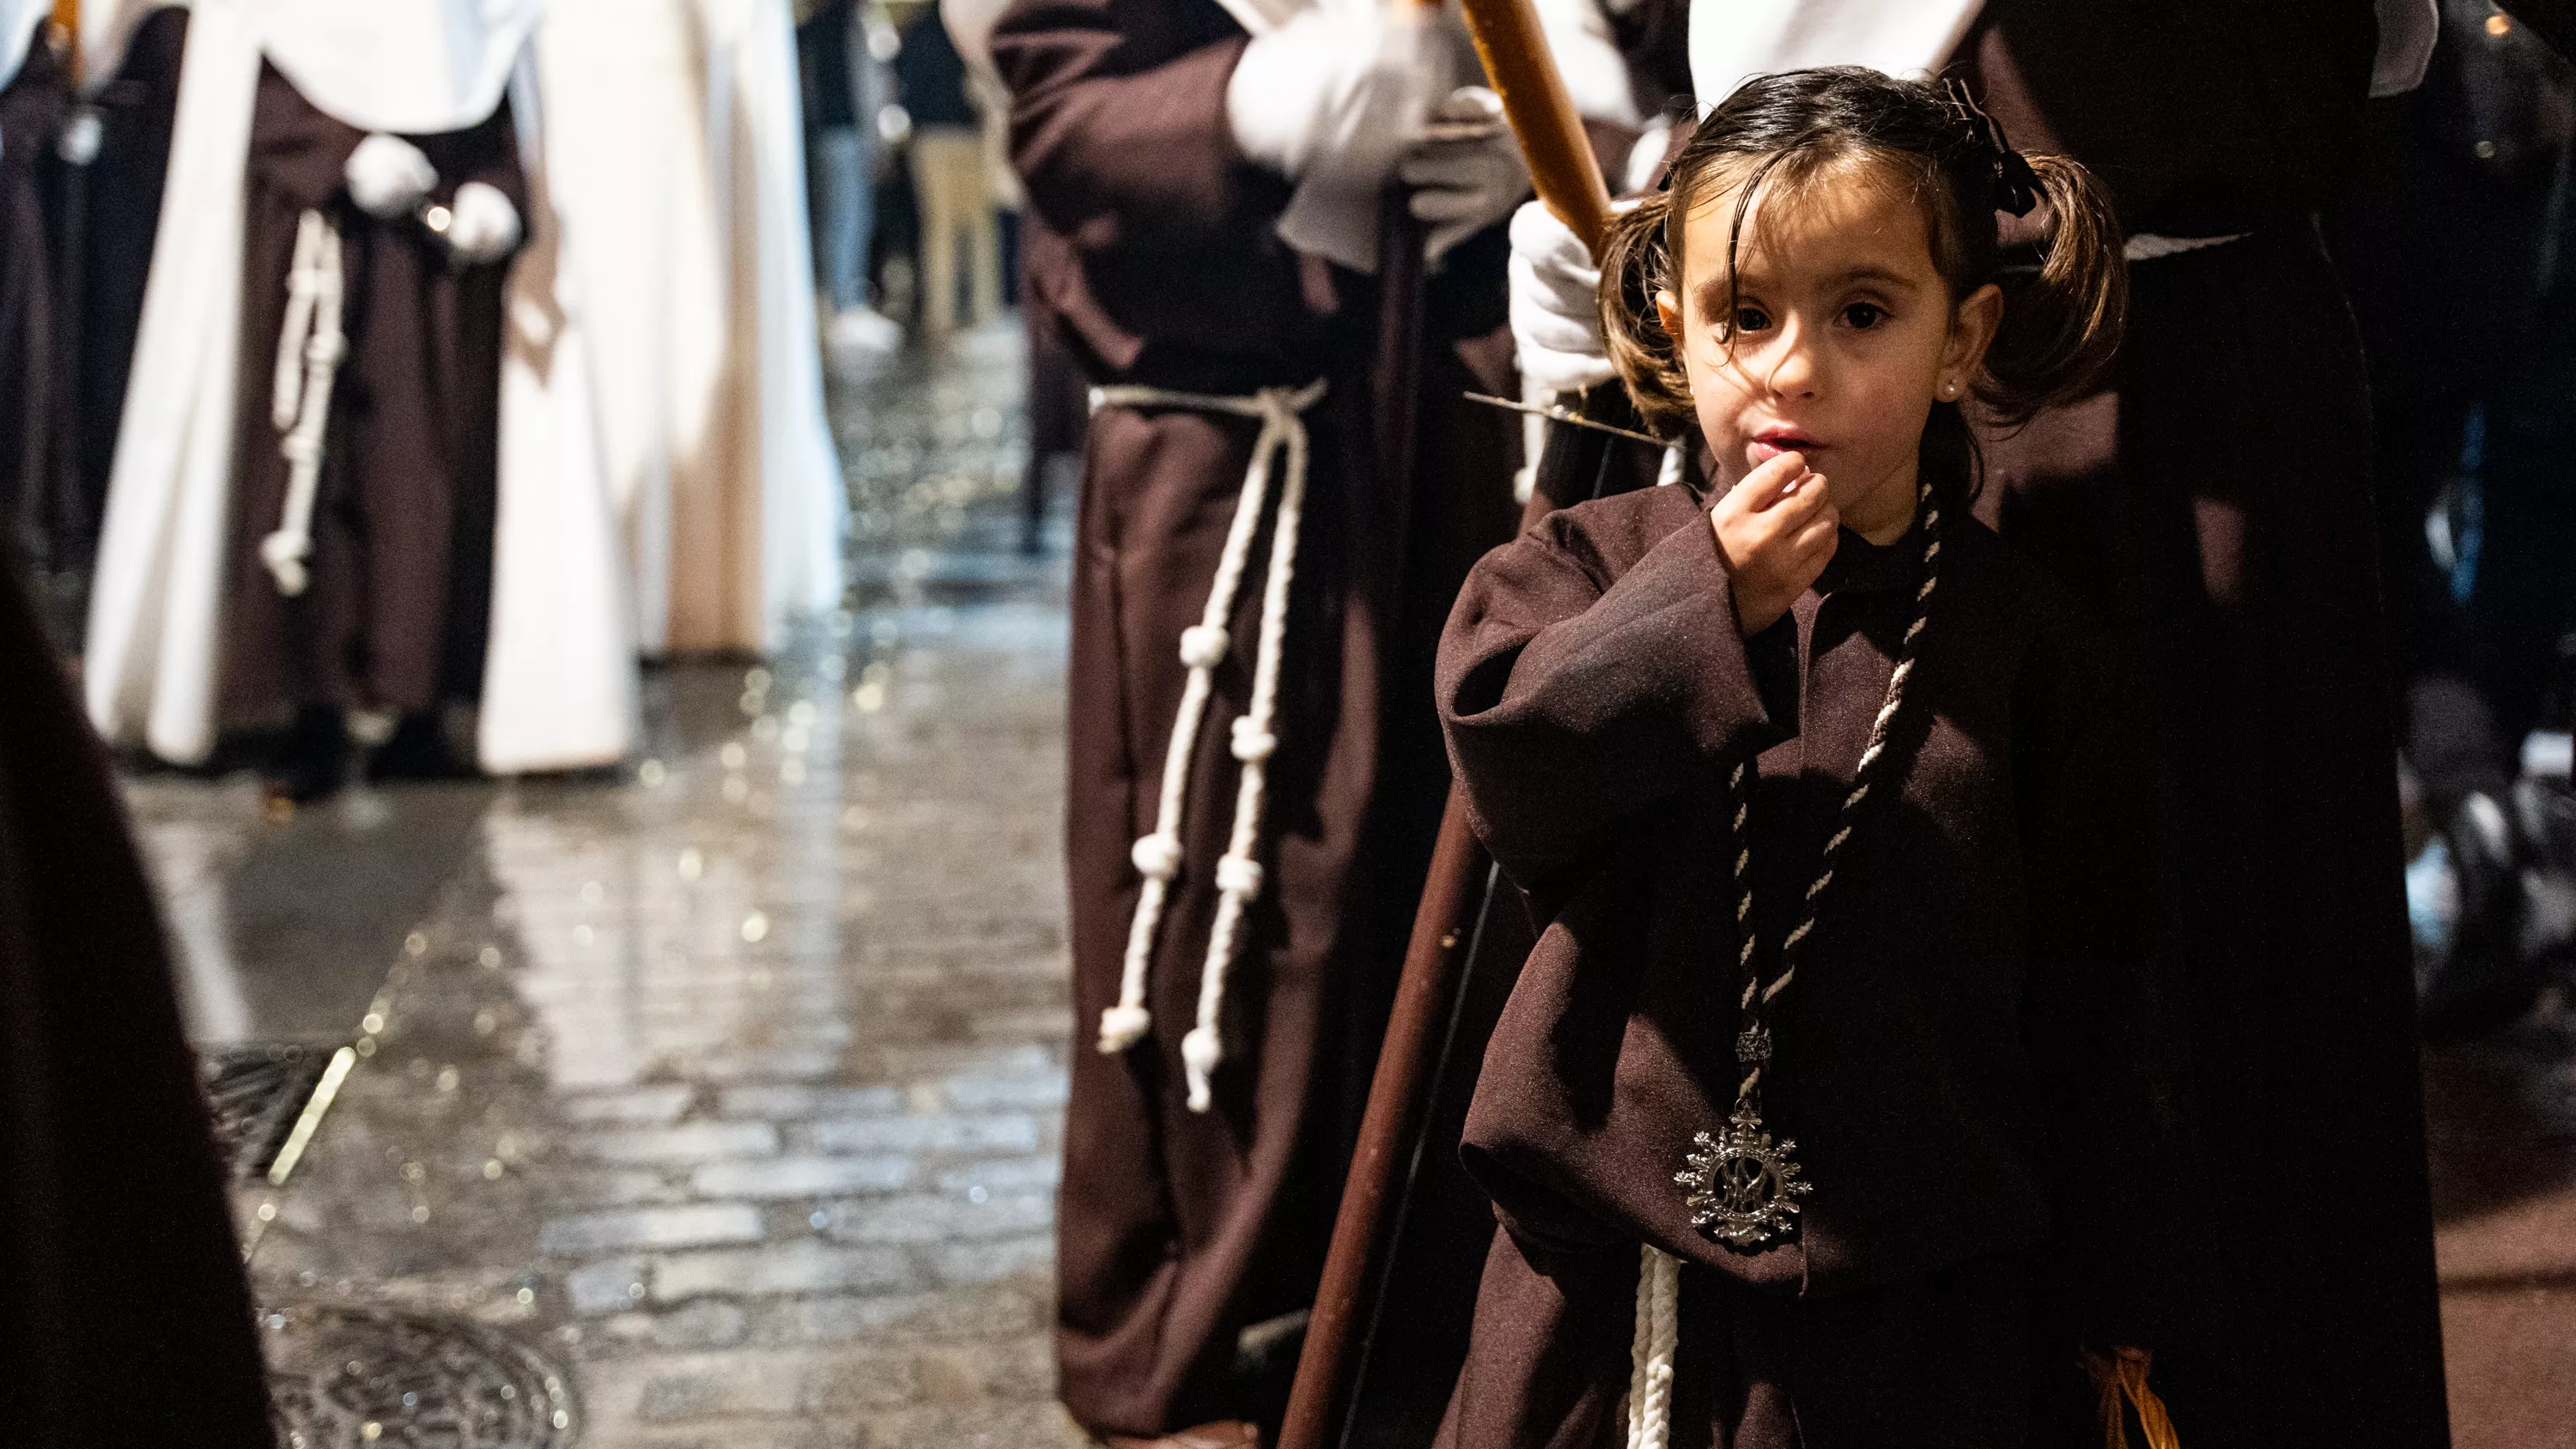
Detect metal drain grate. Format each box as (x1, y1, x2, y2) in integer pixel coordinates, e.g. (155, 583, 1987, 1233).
(263, 1304, 578, 1449)
(203, 1043, 337, 1179)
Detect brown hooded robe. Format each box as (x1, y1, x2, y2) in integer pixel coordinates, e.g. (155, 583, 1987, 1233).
(991, 0, 1521, 1432)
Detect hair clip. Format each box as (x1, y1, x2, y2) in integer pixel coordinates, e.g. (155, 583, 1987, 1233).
(1942, 78, 2038, 217)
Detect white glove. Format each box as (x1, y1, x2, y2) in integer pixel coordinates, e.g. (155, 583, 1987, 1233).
(1400, 87, 1529, 264)
(344, 132, 439, 219)
(1510, 197, 1633, 397)
(440, 180, 523, 264)
(1228, 2, 1444, 272)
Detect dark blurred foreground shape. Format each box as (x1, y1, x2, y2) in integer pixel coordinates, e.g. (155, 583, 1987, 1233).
(0, 540, 272, 1440)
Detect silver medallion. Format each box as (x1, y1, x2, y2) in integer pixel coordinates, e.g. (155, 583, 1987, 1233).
(1676, 1099, 1812, 1253)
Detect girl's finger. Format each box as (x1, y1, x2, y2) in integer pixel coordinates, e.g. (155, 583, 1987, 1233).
(1733, 452, 1808, 507)
(1774, 476, 1832, 518)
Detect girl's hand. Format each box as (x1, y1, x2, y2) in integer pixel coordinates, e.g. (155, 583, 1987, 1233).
(1711, 452, 1838, 635)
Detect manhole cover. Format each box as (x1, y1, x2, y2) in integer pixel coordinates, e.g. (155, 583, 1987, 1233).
(203, 1042, 337, 1179)
(262, 1304, 578, 1449)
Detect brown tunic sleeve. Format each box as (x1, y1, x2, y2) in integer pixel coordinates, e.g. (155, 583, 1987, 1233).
(991, 0, 1250, 250)
(2011, 606, 2196, 1348)
(1437, 489, 1787, 888)
(989, 0, 1318, 385)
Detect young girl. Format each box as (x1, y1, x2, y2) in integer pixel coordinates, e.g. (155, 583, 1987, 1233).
(1434, 70, 2190, 1448)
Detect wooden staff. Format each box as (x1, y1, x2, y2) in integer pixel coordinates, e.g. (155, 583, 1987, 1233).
(1275, 5, 1614, 1446)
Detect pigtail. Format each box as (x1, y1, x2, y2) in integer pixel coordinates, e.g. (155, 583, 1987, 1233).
(1596, 195, 1696, 433)
(1977, 151, 2127, 426)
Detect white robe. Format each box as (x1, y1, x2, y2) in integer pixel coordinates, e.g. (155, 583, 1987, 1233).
(536, 0, 843, 657)
(81, 0, 638, 772)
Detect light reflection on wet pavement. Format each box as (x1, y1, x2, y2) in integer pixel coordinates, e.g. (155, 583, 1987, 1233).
(130, 320, 1091, 1448)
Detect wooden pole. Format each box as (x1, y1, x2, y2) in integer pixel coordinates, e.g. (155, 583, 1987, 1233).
(1456, 0, 1614, 252)
(1273, 6, 1616, 1446)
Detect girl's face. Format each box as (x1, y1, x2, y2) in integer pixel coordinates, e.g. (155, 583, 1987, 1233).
(1656, 164, 2002, 542)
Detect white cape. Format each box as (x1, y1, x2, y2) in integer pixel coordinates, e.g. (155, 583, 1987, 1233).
(1685, 0, 2438, 112)
(82, 0, 637, 772)
(0, 0, 46, 91)
(537, 0, 842, 655)
(245, 0, 543, 134)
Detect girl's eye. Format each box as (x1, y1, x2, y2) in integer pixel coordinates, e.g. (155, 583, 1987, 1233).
(1732, 306, 1771, 334)
(1843, 302, 1886, 330)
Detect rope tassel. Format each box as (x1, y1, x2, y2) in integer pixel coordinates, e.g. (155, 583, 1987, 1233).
(1089, 381, 1327, 1113)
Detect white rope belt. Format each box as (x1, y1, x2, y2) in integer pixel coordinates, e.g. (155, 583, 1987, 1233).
(1088, 377, 1327, 1113)
(264, 208, 347, 597)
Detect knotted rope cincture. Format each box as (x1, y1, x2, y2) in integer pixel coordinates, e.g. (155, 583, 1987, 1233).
(263, 209, 347, 597)
(1086, 379, 1327, 1115)
(1628, 476, 1942, 1449)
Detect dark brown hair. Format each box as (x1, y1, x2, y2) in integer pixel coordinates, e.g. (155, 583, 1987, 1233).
(1600, 68, 2126, 494)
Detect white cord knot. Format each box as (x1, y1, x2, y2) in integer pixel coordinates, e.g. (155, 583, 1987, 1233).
(278, 433, 323, 466)
(1178, 625, 1230, 670)
(1181, 1025, 1224, 1112)
(1129, 832, 1182, 882)
(1229, 717, 1276, 762)
(343, 132, 439, 218)
(1213, 854, 1265, 900)
(442, 180, 524, 264)
(1096, 1003, 1152, 1053)
(258, 533, 312, 597)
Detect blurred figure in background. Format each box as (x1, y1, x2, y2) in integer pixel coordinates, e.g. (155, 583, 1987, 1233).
(0, 3, 72, 622)
(2330, 0, 2576, 1031)
(51, 2, 195, 640)
(898, 0, 998, 337)
(803, 0, 903, 354)
(541, 0, 848, 660)
(945, 0, 1085, 549)
(84, 0, 637, 798)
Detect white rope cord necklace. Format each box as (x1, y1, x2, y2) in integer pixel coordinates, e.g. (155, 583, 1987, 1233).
(1088, 379, 1327, 1114)
(1627, 476, 1942, 1449)
(263, 208, 348, 597)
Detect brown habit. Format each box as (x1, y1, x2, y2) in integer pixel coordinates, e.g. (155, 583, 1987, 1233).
(1432, 486, 2188, 1448)
(991, 0, 1519, 1432)
(1947, 4, 2458, 1442)
(220, 64, 525, 729)
(0, 541, 276, 1445)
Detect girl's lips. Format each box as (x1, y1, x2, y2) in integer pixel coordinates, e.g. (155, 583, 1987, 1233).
(1748, 435, 1821, 463)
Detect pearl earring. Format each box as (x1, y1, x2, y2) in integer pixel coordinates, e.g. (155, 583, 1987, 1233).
(1940, 380, 1959, 399)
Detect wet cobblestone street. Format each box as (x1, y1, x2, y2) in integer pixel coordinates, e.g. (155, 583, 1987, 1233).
(129, 321, 1091, 1448)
